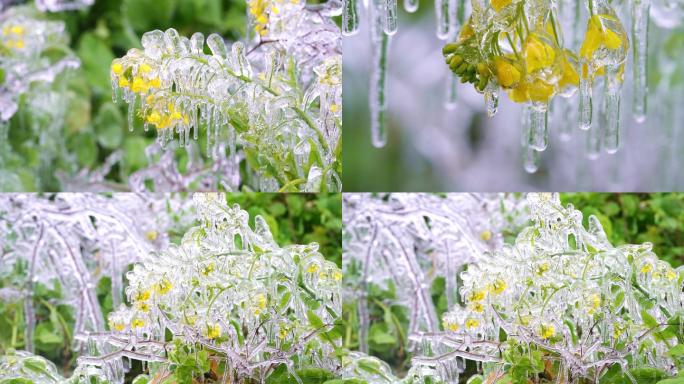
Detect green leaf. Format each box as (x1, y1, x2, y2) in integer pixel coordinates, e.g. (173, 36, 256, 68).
(642, 310, 659, 329)
(668, 344, 684, 358)
(94, 103, 124, 149)
(76, 33, 115, 93)
(307, 310, 324, 329)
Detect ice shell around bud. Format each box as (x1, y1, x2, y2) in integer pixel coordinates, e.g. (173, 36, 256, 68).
(190, 32, 205, 55)
(141, 30, 165, 60)
(207, 34, 228, 59)
(164, 28, 185, 54)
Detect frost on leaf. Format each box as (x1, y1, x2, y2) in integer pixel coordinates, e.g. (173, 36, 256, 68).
(75, 193, 342, 383)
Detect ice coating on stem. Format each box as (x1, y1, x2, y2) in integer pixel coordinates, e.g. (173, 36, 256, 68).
(35, 0, 93, 12)
(76, 194, 341, 383)
(410, 193, 684, 382)
(343, 0, 360, 35)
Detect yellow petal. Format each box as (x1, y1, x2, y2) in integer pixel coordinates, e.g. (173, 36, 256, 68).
(527, 78, 554, 103)
(494, 57, 521, 88)
(524, 35, 555, 73)
(491, 0, 512, 12)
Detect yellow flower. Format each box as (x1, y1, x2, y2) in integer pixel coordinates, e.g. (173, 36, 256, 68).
(493, 56, 521, 88)
(131, 76, 148, 94)
(205, 323, 221, 339)
(480, 230, 492, 241)
(465, 318, 479, 329)
(443, 320, 459, 331)
(557, 56, 579, 89)
(146, 111, 161, 125)
(202, 263, 215, 276)
(468, 289, 486, 302)
(148, 77, 161, 88)
(580, 15, 625, 61)
(332, 270, 343, 281)
(469, 302, 484, 313)
(13, 40, 24, 49)
(508, 81, 529, 103)
(524, 35, 556, 73)
(8, 25, 24, 35)
(136, 302, 150, 312)
(586, 294, 600, 315)
(666, 269, 677, 280)
(491, 0, 513, 12)
(118, 77, 129, 88)
(135, 289, 151, 302)
(330, 104, 339, 113)
(307, 263, 320, 273)
(253, 293, 267, 315)
(278, 325, 289, 339)
(155, 278, 173, 295)
(535, 262, 550, 276)
(640, 263, 653, 274)
(139, 63, 152, 73)
(488, 278, 507, 295)
(540, 323, 555, 339)
(527, 78, 555, 103)
(109, 319, 125, 332)
(111, 63, 124, 75)
(131, 318, 145, 329)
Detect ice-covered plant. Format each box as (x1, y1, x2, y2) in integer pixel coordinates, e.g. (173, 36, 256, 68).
(75, 193, 342, 383)
(408, 193, 684, 383)
(345, 0, 683, 174)
(0, 193, 182, 355)
(342, 193, 527, 357)
(110, 0, 341, 192)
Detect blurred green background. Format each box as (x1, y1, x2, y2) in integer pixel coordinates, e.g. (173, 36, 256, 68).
(4, 0, 248, 191)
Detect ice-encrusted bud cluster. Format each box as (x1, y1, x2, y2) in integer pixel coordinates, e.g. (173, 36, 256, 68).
(0, 193, 183, 354)
(111, 1, 341, 192)
(342, 193, 527, 354)
(409, 193, 683, 382)
(77, 193, 341, 383)
(0, 7, 79, 122)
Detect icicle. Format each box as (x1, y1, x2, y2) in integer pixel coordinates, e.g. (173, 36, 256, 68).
(484, 84, 498, 117)
(631, 0, 650, 123)
(604, 90, 620, 154)
(444, 72, 458, 109)
(127, 103, 135, 132)
(343, 0, 360, 35)
(586, 120, 601, 160)
(370, 1, 390, 148)
(527, 155, 549, 179)
(384, 0, 398, 35)
(579, 74, 592, 130)
(404, 0, 418, 13)
(435, 0, 450, 39)
(529, 106, 548, 151)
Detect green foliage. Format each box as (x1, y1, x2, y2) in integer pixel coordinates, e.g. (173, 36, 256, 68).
(560, 193, 684, 267)
(225, 193, 342, 267)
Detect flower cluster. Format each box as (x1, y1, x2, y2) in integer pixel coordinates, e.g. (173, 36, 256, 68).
(416, 193, 683, 382)
(111, 20, 341, 191)
(80, 193, 341, 382)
